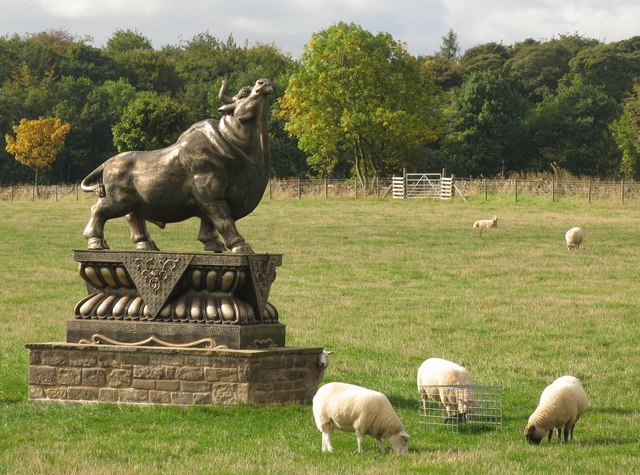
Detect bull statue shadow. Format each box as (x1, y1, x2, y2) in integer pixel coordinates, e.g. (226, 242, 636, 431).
(81, 78, 272, 254)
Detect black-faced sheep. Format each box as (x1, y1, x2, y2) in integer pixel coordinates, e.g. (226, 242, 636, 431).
(525, 375, 588, 444)
(417, 357, 476, 423)
(312, 382, 409, 454)
(565, 227, 584, 251)
(473, 215, 498, 234)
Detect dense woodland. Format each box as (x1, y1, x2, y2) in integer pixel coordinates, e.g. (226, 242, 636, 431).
(1, 25, 639, 186)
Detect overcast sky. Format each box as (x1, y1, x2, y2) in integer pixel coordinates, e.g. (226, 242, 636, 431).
(2, 0, 639, 57)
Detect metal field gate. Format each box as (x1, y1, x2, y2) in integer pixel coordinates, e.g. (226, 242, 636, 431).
(392, 173, 453, 199)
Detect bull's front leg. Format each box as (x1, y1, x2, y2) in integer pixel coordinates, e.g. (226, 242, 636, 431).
(197, 218, 225, 252)
(201, 201, 253, 254)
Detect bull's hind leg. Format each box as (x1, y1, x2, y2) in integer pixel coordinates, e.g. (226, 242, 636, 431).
(125, 213, 159, 250)
(197, 218, 225, 252)
(83, 199, 111, 249)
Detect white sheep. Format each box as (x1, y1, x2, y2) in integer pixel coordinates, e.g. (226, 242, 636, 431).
(312, 382, 409, 454)
(524, 375, 588, 444)
(473, 215, 498, 234)
(565, 227, 584, 251)
(417, 358, 476, 423)
(318, 350, 332, 370)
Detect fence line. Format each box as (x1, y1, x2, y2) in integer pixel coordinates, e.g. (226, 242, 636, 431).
(2, 178, 640, 203)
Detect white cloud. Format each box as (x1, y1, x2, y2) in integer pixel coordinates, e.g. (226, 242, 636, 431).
(443, 0, 640, 49)
(34, 0, 162, 18)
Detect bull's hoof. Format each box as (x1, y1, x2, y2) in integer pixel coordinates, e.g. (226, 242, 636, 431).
(231, 243, 254, 254)
(136, 240, 160, 251)
(203, 240, 225, 252)
(87, 238, 109, 250)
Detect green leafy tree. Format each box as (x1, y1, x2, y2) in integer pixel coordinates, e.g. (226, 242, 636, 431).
(438, 29, 460, 59)
(504, 39, 573, 104)
(58, 42, 118, 83)
(611, 83, 640, 178)
(563, 37, 640, 102)
(112, 92, 189, 151)
(104, 29, 153, 55)
(528, 78, 621, 176)
(5, 117, 71, 190)
(423, 55, 464, 91)
(439, 69, 526, 177)
(278, 22, 441, 184)
(459, 42, 511, 75)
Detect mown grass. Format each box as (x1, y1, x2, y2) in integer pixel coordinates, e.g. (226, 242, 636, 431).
(1, 195, 639, 474)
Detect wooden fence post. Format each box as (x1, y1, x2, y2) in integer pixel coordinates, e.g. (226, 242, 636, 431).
(354, 176, 358, 198)
(55, 184, 58, 201)
(551, 178, 555, 202)
(588, 179, 591, 203)
(76, 183, 79, 201)
(11, 185, 14, 202)
(403, 168, 407, 199)
(297, 177, 301, 199)
(515, 179, 518, 202)
(324, 178, 328, 198)
(483, 179, 487, 202)
(621, 179, 624, 205)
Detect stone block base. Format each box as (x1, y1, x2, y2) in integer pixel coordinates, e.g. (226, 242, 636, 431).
(26, 343, 325, 406)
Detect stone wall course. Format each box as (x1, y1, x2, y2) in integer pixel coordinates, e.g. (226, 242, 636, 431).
(26, 343, 324, 406)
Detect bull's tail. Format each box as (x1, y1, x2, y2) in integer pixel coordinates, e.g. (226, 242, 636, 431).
(80, 162, 106, 197)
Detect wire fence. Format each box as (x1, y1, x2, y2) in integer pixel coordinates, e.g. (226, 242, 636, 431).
(2, 177, 640, 203)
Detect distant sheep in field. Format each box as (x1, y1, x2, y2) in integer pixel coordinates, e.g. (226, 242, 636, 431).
(312, 382, 409, 454)
(565, 227, 584, 251)
(525, 375, 588, 444)
(417, 358, 477, 423)
(473, 215, 498, 234)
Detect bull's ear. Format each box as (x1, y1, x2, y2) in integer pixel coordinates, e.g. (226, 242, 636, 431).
(525, 424, 536, 435)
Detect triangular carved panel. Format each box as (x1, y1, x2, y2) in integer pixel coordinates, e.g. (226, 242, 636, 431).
(122, 253, 193, 319)
(246, 254, 277, 320)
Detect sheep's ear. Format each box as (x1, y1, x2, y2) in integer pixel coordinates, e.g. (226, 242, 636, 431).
(525, 424, 536, 435)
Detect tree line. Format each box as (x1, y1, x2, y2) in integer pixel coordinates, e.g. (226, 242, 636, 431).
(1, 25, 639, 186)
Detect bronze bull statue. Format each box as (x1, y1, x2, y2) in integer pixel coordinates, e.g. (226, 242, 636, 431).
(80, 78, 273, 253)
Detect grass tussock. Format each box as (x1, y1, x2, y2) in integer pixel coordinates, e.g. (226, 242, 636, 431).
(1, 197, 639, 473)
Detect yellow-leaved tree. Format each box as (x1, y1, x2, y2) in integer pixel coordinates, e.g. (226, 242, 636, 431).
(5, 117, 71, 192)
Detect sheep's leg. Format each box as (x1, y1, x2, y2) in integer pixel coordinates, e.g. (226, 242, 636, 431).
(321, 431, 333, 452)
(355, 432, 366, 453)
(547, 430, 553, 442)
(569, 422, 576, 440)
(376, 438, 385, 454)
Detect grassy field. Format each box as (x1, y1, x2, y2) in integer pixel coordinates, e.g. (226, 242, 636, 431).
(1, 195, 639, 474)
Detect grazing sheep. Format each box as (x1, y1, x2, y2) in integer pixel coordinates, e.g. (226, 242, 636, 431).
(417, 358, 476, 423)
(312, 382, 409, 454)
(525, 375, 588, 444)
(318, 350, 333, 370)
(473, 215, 498, 234)
(565, 227, 584, 251)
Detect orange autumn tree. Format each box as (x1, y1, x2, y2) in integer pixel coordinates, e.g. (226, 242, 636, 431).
(5, 117, 71, 192)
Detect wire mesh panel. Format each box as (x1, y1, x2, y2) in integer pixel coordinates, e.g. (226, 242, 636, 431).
(418, 384, 503, 430)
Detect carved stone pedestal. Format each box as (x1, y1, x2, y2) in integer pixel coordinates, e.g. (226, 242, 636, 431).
(69, 250, 284, 349)
(26, 250, 326, 406)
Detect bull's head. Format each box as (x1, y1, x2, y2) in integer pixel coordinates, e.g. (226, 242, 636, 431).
(217, 79, 272, 117)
